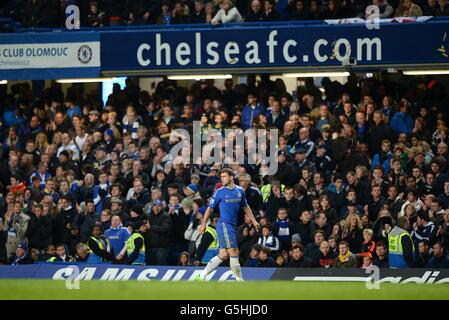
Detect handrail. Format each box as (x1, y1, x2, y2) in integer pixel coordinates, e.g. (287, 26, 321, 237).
(0, 17, 21, 32)
(7, 15, 449, 34)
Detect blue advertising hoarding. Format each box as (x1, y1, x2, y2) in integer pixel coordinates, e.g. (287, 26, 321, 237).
(0, 20, 449, 80)
(0, 265, 276, 281)
(100, 20, 449, 73)
(1, 264, 448, 283)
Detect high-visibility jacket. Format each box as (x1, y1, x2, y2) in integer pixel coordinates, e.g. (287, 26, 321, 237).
(87, 236, 111, 264)
(201, 226, 219, 264)
(388, 226, 414, 268)
(126, 232, 146, 265)
(261, 183, 286, 203)
(261, 184, 271, 203)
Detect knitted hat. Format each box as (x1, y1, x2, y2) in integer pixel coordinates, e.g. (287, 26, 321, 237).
(186, 183, 198, 194)
(17, 241, 28, 251)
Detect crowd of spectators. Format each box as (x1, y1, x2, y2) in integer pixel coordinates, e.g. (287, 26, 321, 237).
(1, 0, 449, 29)
(1, 71, 449, 268)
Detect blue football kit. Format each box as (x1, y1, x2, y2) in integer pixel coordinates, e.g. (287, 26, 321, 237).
(208, 185, 248, 249)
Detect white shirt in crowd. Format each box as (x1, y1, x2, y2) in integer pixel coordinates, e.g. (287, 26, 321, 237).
(212, 7, 242, 24)
(57, 143, 80, 161)
(399, 198, 425, 218)
(75, 133, 89, 151)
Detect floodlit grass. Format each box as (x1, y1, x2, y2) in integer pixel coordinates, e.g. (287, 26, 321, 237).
(0, 280, 448, 300)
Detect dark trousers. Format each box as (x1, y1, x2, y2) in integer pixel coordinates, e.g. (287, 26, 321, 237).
(148, 248, 169, 266)
(168, 243, 188, 266)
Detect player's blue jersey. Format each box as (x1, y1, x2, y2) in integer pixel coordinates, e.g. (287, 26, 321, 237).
(208, 185, 248, 226)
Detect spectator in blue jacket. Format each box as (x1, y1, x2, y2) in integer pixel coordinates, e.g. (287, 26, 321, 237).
(241, 93, 265, 130)
(272, 208, 294, 251)
(29, 162, 51, 189)
(65, 98, 82, 120)
(105, 215, 131, 262)
(93, 172, 111, 215)
(371, 139, 393, 174)
(426, 242, 449, 268)
(390, 99, 414, 137)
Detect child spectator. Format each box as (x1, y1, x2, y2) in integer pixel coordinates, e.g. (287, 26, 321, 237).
(257, 225, 280, 255)
(359, 228, 376, 259)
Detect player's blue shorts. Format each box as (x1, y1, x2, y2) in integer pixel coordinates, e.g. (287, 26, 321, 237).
(216, 220, 238, 249)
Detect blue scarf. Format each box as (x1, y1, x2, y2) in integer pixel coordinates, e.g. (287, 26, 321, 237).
(276, 218, 290, 241)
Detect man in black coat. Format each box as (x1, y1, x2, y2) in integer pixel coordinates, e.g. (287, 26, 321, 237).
(293, 210, 314, 246)
(25, 203, 53, 251)
(385, 185, 405, 220)
(304, 230, 325, 262)
(414, 240, 430, 268)
(246, 0, 264, 21)
(274, 150, 296, 187)
(367, 111, 396, 157)
(171, 1, 190, 24)
(127, 178, 151, 208)
(127, 0, 151, 25)
(267, 100, 288, 131)
(332, 124, 351, 174)
(147, 200, 172, 265)
(79, 199, 97, 243)
(283, 186, 301, 223)
(78, 173, 95, 203)
(310, 212, 333, 240)
(257, 247, 276, 267)
(57, 151, 80, 177)
(346, 171, 371, 207)
(67, 223, 81, 256)
(262, 0, 281, 21)
(167, 194, 190, 265)
(366, 185, 386, 223)
(53, 195, 79, 246)
(238, 173, 263, 220)
(314, 241, 337, 268)
(339, 146, 370, 176)
(286, 244, 314, 268)
(264, 181, 287, 222)
(372, 242, 389, 268)
(190, 0, 206, 23)
(236, 214, 259, 265)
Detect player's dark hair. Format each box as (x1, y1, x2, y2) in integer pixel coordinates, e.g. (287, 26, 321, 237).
(220, 168, 234, 177)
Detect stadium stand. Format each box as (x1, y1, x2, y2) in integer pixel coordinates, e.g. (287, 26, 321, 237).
(0, 0, 448, 29)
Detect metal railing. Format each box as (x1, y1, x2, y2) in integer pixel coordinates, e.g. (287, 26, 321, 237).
(3, 15, 448, 34)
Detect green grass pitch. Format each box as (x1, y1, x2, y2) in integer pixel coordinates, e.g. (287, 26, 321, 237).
(0, 280, 448, 300)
